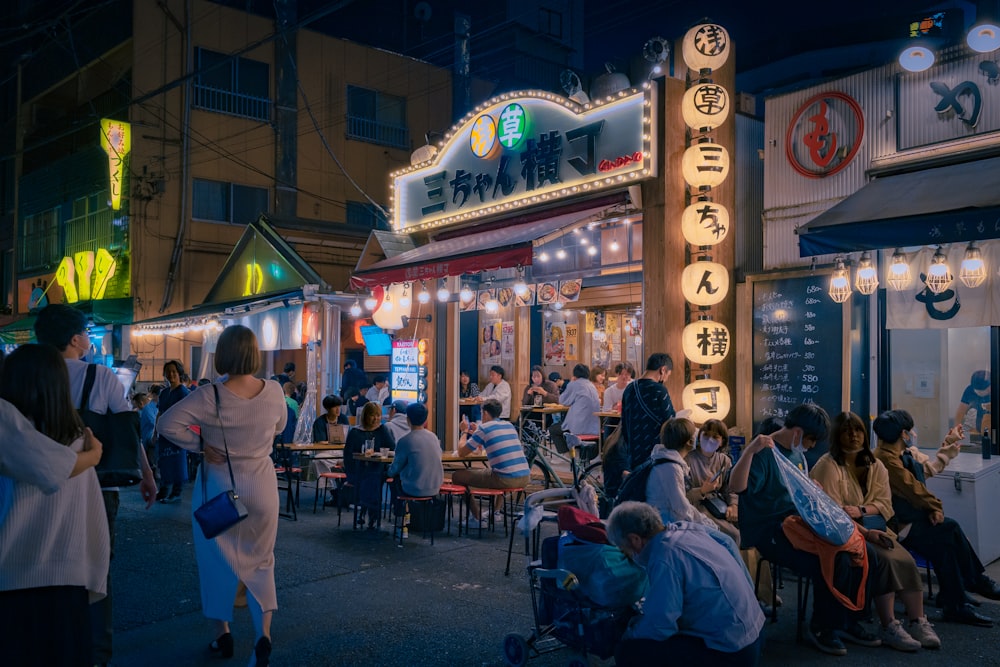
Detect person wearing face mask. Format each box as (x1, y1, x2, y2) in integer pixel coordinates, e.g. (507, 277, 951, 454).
(955, 369, 991, 435)
(684, 420, 737, 539)
(620, 353, 676, 472)
(646, 418, 721, 530)
(729, 403, 893, 657)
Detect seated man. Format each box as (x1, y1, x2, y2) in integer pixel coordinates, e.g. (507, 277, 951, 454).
(607, 502, 765, 667)
(873, 409, 1000, 627)
(454, 399, 530, 491)
(387, 403, 443, 499)
(729, 403, 889, 656)
(384, 400, 412, 442)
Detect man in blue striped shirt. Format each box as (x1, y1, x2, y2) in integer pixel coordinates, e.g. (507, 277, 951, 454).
(454, 399, 530, 490)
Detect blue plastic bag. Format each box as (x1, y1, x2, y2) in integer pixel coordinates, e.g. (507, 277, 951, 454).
(772, 447, 855, 546)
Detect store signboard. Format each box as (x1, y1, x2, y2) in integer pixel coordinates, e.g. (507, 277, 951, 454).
(391, 86, 657, 233)
(391, 338, 428, 403)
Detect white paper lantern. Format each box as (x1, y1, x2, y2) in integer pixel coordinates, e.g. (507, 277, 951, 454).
(682, 24, 731, 71)
(682, 200, 730, 246)
(682, 83, 730, 131)
(682, 142, 730, 189)
(682, 378, 731, 423)
(682, 320, 731, 365)
(681, 261, 729, 306)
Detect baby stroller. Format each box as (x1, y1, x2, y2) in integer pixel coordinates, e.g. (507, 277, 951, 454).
(502, 534, 637, 667)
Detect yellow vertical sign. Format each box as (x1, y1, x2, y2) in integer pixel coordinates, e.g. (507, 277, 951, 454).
(100, 119, 131, 211)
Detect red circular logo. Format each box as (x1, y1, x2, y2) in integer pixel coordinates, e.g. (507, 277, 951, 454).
(785, 92, 864, 178)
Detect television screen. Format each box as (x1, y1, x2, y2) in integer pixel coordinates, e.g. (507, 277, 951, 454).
(360, 325, 392, 356)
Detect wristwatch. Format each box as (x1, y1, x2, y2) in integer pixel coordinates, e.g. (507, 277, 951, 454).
(859, 505, 867, 515)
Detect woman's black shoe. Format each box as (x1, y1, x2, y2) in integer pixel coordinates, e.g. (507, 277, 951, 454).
(254, 636, 271, 667)
(209, 632, 234, 658)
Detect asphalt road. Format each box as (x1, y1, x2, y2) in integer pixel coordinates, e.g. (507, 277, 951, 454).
(109, 484, 1000, 666)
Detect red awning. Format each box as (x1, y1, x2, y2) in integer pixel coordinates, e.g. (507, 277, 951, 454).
(349, 201, 619, 289)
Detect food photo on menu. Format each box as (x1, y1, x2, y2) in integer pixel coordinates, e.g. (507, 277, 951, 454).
(558, 279, 581, 302)
(478, 288, 495, 310)
(514, 284, 536, 307)
(497, 287, 514, 307)
(537, 281, 558, 305)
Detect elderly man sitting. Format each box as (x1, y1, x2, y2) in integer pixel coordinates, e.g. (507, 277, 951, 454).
(607, 502, 765, 667)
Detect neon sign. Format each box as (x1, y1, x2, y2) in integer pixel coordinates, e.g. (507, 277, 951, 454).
(54, 249, 118, 303)
(100, 119, 131, 211)
(243, 262, 265, 296)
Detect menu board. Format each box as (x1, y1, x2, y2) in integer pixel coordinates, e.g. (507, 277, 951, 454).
(751, 271, 845, 432)
(391, 338, 428, 404)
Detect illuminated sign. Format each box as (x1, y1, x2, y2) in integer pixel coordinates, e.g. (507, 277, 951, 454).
(390, 87, 656, 232)
(100, 119, 131, 211)
(391, 338, 428, 403)
(54, 249, 118, 303)
(243, 262, 265, 296)
(785, 92, 863, 178)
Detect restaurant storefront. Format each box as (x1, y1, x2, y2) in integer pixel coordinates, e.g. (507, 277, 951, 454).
(757, 45, 1000, 452)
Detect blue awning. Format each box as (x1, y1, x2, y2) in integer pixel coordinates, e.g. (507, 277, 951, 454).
(796, 156, 1000, 257)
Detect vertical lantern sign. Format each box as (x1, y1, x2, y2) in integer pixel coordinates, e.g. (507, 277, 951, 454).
(100, 119, 131, 211)
(680, 24, 732, 424)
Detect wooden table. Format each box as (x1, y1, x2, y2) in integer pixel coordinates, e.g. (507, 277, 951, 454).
(276, 442, 345, 520)
(352, 452, 487, 465)
(519, 404, 567, 438)
(458, 398, 479, 406)
(593, 410, 621, 450)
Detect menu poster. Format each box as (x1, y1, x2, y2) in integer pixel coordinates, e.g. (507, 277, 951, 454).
(514, 284, 536, 307)
(537, 282, 558, 305)
(750, 271, 844, 434)
(460, 295, 477, 312)
(585, 311, 602, 333)
(477, 288, 495, 311)
(557, 279, 582, 303)
(566, 323, 579, 360)
(501, 321, 515, 358)
(481, 319, 501, 365)
(544, 320, 566, 366)
(390, 339, 421, 403)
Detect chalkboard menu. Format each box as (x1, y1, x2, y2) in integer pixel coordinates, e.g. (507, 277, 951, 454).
(751, 271, 845, 432)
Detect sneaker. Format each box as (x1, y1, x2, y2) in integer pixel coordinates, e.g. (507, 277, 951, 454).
(806, 626, 847, 656)
(907, 616, 941, 649)
(839, 621, 881, 647)
(878, 620, 920, 652)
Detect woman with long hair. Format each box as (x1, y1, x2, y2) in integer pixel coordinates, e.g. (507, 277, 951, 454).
(811, 411, 940, 651)
(0, 344, 109, 666)
(156, 359, 190, 502)
(158, 325, 287, 667)
(344, 401, 395, 528)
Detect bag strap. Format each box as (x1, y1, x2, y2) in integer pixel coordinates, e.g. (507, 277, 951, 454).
(79, 363, 97, 411)
(201, 385, 238, 500)
(625, 381, 661, 423)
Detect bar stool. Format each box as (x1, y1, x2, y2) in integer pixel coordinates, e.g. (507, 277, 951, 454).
(467, 488, 505, 538)
(438, 483, 467, 536)
(312, 470, 346, 513)
(394, 496, 436, 546)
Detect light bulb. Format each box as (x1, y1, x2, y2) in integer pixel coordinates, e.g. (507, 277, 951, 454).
(399, 293, 412, 309)
(417, 287, 431, 304)
(382, 300, 394, 312)
(587, 245, 597, 256)
(437, 286, 450, 302)
(555, 248, 567, 260)
(539, 251, 550, 262)
(349, 299, 362, 318)
(460, 284, 474, 303)
(553, 301, 564, 310)
(828, 259, 852, 303)
(485, 299, 499, 314)
(610, 238, 620, 251)
(364, 296, 378, 311)
(855, 251, 879, 295)
(513, 280, 528, 297)
(960, 243, 987, 288)
(888, 249, 912, 291)
(925, 247, 952, 294)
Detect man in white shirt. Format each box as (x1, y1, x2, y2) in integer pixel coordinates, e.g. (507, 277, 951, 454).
(34, 304, 157, 667)
(384, 400, 412, 442)
(366, 375, 390, 405)
(478, 365, 512, 419)
(603, 362, 635, 411)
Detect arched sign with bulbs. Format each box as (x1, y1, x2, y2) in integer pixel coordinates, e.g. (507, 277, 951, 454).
(681, 23, 733, 422)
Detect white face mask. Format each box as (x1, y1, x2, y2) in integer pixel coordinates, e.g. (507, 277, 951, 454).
(904, 428, 918, 448)
(700, 436, 721, 454)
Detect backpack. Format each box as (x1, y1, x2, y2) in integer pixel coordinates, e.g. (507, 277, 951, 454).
(613, 456, 679, 507)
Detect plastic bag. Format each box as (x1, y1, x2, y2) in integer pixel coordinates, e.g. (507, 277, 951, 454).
(557, 534, 648, 608)
(771, 447, 855, 546)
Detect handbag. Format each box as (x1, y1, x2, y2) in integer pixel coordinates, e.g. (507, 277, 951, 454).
(859, 514, 888, 532)
(79, 364, 143, 487)
(193, 385, 249, 540)
(701, 494, 730, 520)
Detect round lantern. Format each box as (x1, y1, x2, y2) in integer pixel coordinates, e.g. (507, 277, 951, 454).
(682, 378, 731, 423)
(682, 24, 731, 72)
(681, 261, 729, 306)
(682, 142, 730, 189)
(682, 320, 731, 365)
(682, 82, 730, 131)
(682, 200, 730, 246)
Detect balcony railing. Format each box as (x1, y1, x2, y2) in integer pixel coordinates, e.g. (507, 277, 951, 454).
(19, 229, 59, 271)
(193, 83, 272, 122)
(346, 115, 409, 150)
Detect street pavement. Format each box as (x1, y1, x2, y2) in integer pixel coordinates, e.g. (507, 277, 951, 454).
(110, 484, 1000, 666)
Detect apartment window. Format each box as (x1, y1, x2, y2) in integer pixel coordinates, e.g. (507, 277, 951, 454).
(193, 48, 271, 121)
(19, 207, 59, 271)
(346, 85, 409, 149)
(539, 8, 563, 39)
(65, 191, 115, 259)
(193, 179, 269, 224)
(346, 201, 388, 230)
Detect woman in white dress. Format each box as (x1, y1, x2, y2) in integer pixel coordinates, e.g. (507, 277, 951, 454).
(158, 325, 286, 667)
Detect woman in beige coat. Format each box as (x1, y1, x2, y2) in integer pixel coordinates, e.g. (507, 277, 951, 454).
(159, 325, 286, 667)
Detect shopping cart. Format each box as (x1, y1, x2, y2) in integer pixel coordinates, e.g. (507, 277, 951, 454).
(502, 536, 634, 667)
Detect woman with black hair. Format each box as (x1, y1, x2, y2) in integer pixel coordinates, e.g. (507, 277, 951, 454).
(0, 344, 109, 666)
(811, 411, 939, 651)
(156, 359, 190, 502)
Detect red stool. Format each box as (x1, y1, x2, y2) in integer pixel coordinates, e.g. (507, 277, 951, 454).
(439, 483, 467, 536)
(395, 496, 436, 546)
(467, 488, 506, 538)
(274, 466, 302, 509)
(313, 471, 346, 514)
